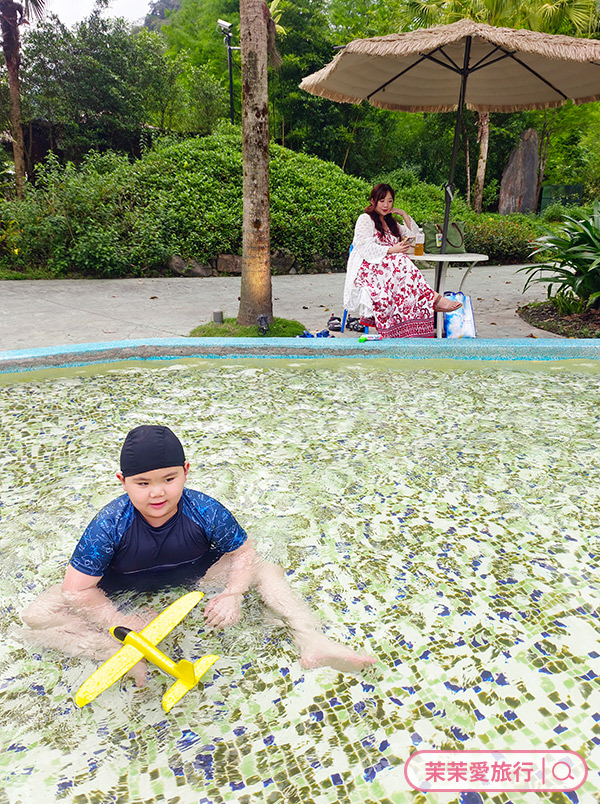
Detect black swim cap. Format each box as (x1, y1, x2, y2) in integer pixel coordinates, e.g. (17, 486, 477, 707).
(120, 425, 186, 477)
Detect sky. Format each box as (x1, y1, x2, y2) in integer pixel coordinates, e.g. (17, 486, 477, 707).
(44, 0, 152, 28)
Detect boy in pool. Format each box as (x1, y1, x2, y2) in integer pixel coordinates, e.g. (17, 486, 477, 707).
(21, 425, 375, 680)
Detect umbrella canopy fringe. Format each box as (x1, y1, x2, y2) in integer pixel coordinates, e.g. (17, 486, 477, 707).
(370, 100, 460, 112)
(297, 85, 364, 105)
(368, 98, 597, 113)
(297, 88, 600, 113)
(467, 95, 600, 112)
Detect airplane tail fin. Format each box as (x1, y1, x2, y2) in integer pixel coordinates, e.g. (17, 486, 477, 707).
(162, 654, 219, 713)
(175, 659, 197, 686)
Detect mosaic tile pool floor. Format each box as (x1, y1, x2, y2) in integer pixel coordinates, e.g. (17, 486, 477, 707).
(0, 359, 599, 804)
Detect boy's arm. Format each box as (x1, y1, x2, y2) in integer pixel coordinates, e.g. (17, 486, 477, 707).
(203, 541, 257, 629)
(62, 565, 151, 631)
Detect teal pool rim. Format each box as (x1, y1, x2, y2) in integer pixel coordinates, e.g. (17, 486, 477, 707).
(0, 337, 599, 374)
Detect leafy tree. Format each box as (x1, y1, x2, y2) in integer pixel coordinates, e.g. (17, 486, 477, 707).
(163, 61, 227, 133)
(163, 0, 239, 71)
(20, 9, 225, 164)
(268, 0, 399, 174)
(573, 104, 600, 200)
(144, 0, 183, 31)
(1, 0, 46, 196)
(163, 0, 241, 125)
(22, 11, 150, 159)
(327, 0, 408, 42)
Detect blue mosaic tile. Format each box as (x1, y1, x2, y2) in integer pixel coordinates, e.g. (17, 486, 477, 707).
(1, 358, 599, 804)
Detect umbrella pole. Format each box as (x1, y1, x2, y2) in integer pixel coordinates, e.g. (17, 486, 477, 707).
(438, 36, 472, 295)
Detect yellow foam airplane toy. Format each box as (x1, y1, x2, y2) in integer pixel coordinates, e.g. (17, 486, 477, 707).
(74, 591, 219, 713)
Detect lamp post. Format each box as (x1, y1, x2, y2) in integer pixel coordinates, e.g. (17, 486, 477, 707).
(217, 19, 239, 125)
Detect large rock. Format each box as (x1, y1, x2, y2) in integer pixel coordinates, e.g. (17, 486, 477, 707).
(498, 128, 539, 214)
(216, 254, 243, 275)
(169, 255, 214, 277)
(216, 252, 297, 275)
(271, 250, 296, 274)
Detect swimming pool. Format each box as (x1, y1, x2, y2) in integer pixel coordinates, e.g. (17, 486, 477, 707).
(1, 353, 599, 804)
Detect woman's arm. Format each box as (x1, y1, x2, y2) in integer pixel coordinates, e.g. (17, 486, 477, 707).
(386, 239, 412, 256)
(392, 208, 413, 229)
(352, 214, 391, 265)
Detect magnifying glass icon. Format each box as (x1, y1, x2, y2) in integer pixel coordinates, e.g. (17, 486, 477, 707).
(552, 761, 575, 782)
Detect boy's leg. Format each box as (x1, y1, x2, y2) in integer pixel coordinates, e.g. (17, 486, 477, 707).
(201, 556, 376, 672)
(20, 584, 147, 684)
(20, 584, 118, 658)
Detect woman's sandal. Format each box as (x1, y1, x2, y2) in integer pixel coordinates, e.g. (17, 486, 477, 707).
(347, 318, 366, 332)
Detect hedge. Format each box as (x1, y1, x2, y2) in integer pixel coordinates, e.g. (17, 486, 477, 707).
(0, 125, 548, 277)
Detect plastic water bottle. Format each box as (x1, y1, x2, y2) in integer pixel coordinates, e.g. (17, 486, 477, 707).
(415, 228, 425, 256)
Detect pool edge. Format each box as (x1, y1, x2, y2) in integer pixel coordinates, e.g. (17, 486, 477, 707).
(0, 337, 598, 373)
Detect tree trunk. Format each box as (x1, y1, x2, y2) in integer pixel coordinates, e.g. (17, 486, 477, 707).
(536, 110, 557, 208)
(473, 112, 489, 213)
(0, 0, 26, 198)
(237, 0, 273, 326)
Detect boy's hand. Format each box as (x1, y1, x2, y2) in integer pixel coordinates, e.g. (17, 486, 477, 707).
(204, 592, 243, 629)
(116, 610, 156, 633)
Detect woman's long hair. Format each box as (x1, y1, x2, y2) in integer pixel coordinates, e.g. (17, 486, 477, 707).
(365, 183, 401, 239)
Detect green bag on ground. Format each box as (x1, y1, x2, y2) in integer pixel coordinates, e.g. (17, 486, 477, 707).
(422, 221, 466, 254)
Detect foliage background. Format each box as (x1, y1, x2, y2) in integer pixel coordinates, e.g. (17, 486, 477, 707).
(0, 126, 548, 278)
(11, 0, 600, 204)
(0, 0, 598, 278)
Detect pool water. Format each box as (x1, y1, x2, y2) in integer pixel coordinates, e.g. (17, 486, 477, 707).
(0, 359, 599, 804)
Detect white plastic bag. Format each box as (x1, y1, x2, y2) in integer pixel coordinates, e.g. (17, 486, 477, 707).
(442, 291, 477, 338)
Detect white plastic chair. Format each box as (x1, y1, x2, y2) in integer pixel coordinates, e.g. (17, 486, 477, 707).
(341, 245, 369, 333)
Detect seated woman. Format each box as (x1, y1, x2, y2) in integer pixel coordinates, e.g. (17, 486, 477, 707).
(344, 183, 461, 338)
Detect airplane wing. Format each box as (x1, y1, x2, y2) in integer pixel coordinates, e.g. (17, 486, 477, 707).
(162, 654, 220, 713)
(74, 643, 147, 707)
(139, 591, 204, 644)
(74, 591, 205, 708)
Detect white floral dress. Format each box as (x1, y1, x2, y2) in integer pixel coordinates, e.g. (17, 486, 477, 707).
(346, 214, 436, 338)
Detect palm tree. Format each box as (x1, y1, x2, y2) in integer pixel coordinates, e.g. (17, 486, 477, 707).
(1, 0, 46, 197)
(398, 0, 599, 211)
(237, 0, 273, 326)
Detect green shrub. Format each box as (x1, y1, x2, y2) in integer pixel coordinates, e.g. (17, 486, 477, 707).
(520, 202, 600, 308)
(371, 166, 420, 189)
(269, 147, 368, 271)
(540, 202, 592, 223)
(540, 202, 568, 223)
(0, 126, 553, 276)
(463, 214, 540, 264)
(0, 128, 371, 276)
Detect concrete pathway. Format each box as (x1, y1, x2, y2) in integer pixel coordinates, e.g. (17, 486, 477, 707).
(0, 264, 560, 351)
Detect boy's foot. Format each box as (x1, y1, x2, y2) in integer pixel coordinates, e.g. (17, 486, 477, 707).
(299, 634, 377, 673)
(434, 294, 462, 313)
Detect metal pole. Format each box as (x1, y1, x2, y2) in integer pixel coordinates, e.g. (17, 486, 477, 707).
(226, 30, 234, 124)
(439, 36, 472, 278)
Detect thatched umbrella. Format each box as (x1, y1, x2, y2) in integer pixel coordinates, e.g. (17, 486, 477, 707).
(300, 19, 600, 284)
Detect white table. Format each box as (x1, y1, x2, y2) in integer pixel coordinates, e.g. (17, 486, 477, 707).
(412, 252, 489, 337)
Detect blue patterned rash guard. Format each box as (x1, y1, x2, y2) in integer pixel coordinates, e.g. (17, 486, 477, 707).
(70, 488, 247, 579)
